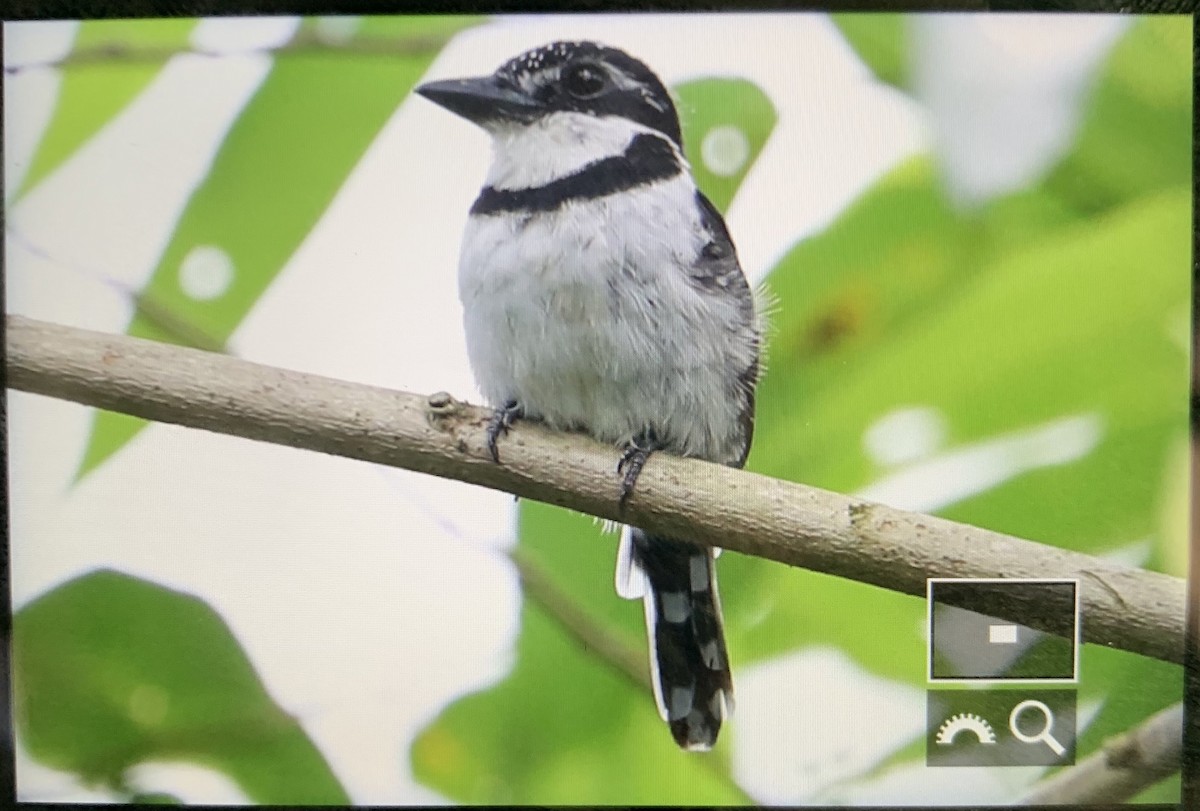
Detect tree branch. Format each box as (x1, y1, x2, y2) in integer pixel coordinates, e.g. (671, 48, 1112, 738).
(5, 315, 1187, 665)
(1019, 702, 1183, 804)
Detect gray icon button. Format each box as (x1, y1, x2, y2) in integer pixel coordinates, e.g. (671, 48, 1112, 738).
(928, 578, 1078, 682)
(927, 689, 1076, 767)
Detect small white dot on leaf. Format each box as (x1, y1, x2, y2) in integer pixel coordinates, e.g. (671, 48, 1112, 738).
(701, 125, 750, 178)
(179, 245, 234, 301)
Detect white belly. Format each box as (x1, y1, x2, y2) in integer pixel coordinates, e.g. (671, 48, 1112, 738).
(457, 177, 752, 464)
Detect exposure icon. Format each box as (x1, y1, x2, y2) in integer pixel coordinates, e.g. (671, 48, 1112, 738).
(935, 713, 997, 746)
(926, 690, 1075, 767)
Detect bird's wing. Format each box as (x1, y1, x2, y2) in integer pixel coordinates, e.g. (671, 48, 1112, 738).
(690, 189, 758, 468)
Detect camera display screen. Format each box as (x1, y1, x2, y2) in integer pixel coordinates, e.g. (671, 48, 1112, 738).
(5, 10, 1191, 807)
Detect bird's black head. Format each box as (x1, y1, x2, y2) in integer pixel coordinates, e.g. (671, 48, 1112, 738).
(417, 41, 682, 147)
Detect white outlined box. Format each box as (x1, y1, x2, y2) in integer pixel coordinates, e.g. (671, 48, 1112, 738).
(927, 578, 1079, 684)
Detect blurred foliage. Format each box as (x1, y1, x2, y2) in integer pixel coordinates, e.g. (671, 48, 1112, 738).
(11, 11, 1191, 807)
(75, 14, 480, 479)
(768, 184, 1187, 548)
(832, 13, 908, 88)
(1134, 772, 1182, 803)
(836, 14, 1191, 219)
(1044, 17, 1193, 214)
(676, 77, 777, 213)
(13, 570, 348, 803)
(14, 13, 485, 803)
(416, 14, 1190, 805)
(14, 19, 197, 201)
(413, 582, 747, 804)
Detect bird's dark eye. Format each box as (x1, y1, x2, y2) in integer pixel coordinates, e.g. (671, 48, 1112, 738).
(563, 63, 607, 98)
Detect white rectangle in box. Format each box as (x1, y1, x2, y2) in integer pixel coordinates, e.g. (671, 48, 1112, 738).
(988, 624, 1019, 644)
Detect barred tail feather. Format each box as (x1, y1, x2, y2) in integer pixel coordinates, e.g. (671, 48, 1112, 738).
(619, 527, 733, 750)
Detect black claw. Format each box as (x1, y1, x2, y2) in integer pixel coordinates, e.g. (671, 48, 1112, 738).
(618, 429, 662, 509)
(486, 400, 523, 463)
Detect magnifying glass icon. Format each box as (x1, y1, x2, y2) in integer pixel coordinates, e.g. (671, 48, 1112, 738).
(1009, 699, 1066, 756)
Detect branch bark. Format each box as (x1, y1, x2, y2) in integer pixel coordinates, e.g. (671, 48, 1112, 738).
(5, 314, 1188, 666)
(1019, 702, 1183, 804)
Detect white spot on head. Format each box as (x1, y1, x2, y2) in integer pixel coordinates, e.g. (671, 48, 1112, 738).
(863, 406, 946, 467)
(701, 125, 750, 177)
(178, 245, 234, 301)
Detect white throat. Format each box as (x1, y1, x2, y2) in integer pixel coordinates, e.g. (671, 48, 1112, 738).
(484, 112, 670, 191)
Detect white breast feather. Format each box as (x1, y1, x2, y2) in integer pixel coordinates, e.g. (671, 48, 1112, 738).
(459, 115, 755, 464)
(486, 112, 655, 190)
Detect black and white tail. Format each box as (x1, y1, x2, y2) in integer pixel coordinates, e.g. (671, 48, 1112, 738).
(616, 527, 733, 750)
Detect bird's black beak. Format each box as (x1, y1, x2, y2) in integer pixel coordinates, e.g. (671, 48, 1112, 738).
(416, 76, 543, 126)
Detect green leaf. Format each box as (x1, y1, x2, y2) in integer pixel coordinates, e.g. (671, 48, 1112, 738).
(831, 14, 909, 88)
(1044, 16, 1192, 213)
(14, 19, 198, 201)
(76, 15, 480, 480)
(1074, 647, 1182, 760)
(751, 157, 976, 436)
(1133, 773, 1181, 803)
(127, 792, 183, 804)
(738, 185, 1188, 671)
(768, 181, 1188, 523)
(675, 77, 776, 213)
(411, 78, 776, 803)
(412, 586, 746, 804)
(1155, 432, 1190, 578)
(14, 569, 348, 803)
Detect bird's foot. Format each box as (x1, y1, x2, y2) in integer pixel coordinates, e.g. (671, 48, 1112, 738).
(618, 429, 662, 509)
(486, 400, 523, 463)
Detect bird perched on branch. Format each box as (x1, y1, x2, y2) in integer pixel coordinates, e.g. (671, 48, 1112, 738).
(417, 40, 761, 751)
